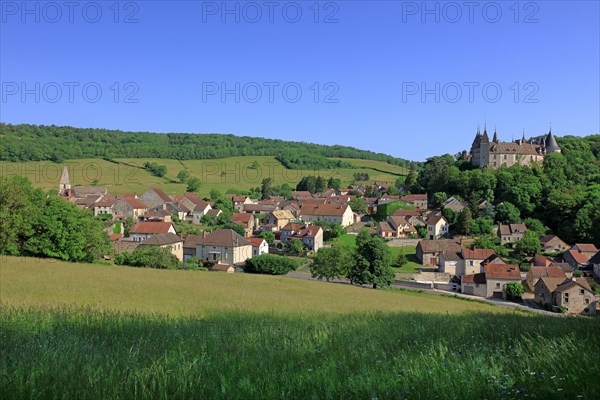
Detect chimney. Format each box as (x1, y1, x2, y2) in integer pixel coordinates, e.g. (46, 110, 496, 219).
(203, 231, 207, 239)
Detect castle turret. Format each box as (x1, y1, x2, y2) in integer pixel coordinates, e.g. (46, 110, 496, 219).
(492, 128, 498, 143)
(544, 129, 561, 153)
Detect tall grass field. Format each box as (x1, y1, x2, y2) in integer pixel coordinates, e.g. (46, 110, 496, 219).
(1, 257, 599, 399)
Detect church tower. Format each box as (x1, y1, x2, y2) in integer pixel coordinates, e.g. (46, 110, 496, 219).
(59, 166, 71, 196)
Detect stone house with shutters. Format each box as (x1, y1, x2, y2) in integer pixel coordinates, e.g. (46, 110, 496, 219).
(462, 264, 522, 299)
(183, 229, 252, 265)
(112, 197, 148, 220)
(497, 223, 527, 245)
(534, 277, 596, 315)
(416, 239, 461, 267)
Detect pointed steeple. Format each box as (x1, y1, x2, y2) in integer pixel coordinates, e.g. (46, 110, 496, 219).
(59, 166, 71, 195)
(492, 127, 498, 143)
(521, 129, 526, 144)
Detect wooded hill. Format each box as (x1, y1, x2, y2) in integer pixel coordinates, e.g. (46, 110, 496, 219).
(0, 123, 413, 169)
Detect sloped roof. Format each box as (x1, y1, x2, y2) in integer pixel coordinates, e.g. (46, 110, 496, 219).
(300, 204, 350, 217)
(574, 243, 598, 253)
(528, 266, 567, 280)
(566, 249, 590, 264)
(401, 194, 427, 202)
(147, 188, 172, 203)
(140, 233, 182, 246)
(130, 221, 173, 234)
(378, 221, 394, 232)
(588, 250, 600, 264)
(460, 247, 495, 260)
(193, 229, 250, 247)
(417, 240, 461, 254)
(269, 210, 295, 220)
(554, 278, 593, 293)
(122, 197, 148, 209)
(462, 273, 486, 284)
(232, 213, 253, 223)
(484, 264, 521, 280)
(247, 237, 267, 247)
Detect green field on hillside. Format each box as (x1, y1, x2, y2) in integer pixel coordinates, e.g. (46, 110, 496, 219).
(1, 257, 599, 399)
(0, 156, 405, 197)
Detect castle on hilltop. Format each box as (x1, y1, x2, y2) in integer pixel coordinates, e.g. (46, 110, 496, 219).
(469, 126, 561, 168)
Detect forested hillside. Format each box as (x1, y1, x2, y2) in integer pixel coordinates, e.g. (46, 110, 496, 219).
(409, 135, 600, 244)
(0, 123, 412, 168)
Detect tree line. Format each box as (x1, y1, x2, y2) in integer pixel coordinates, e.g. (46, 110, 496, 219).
(0, 123, 413, 169)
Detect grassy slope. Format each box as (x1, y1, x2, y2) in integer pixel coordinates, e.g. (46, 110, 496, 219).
(1, 257, 599, 399)
(0, 156, 405, 197)
(0, 256, 497, 316)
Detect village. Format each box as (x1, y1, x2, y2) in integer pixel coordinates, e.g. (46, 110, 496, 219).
(56, 152, 600, 316)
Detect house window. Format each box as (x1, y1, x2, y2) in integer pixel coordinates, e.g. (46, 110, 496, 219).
(495, 283, 500, 289)
(475, 284, 479, 288)
(503, 154, 507, 160)
(585, 298, 590, 304)
(580, 289, 584, 295)
(564, 293, 569, 303)
(469, 261, 474, 266)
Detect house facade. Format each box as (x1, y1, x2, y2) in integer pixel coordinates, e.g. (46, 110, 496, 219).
(139, 232, 184, 261)
(425, 213, 448, 240)
(280, 224, 324, 252)
(497, 223, 527, 245)
(247, 237, 269, 256)
(129, 222, 176, 242)
(535, 277, 596, 315)
(299, 204, 353, 227)
(264, 210, 296, 231)
(112, 197, 148, 220)
(183, 229, 252, 265)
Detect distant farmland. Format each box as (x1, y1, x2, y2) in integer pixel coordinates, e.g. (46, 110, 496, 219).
(0, 156, 405, 196)
(1, 257, 599, 399)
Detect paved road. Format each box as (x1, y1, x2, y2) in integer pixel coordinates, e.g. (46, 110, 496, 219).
(285, 271, 562, 316)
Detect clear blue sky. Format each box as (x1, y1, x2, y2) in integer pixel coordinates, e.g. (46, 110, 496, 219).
(1, 0, 599, 161)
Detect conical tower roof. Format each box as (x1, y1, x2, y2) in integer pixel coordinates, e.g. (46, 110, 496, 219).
(545, 130, 560, 152)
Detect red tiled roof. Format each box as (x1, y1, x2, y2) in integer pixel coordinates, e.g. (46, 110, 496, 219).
(574, 243, 598, 253)
(391, 209, 421, 217)
(401, 194, 427, 202)
(123, 198, 148, 209)
(566, 249, 590, 264)
(461, 247, 495, 260)
(528, 266, 567, 279)
(109, 233, 123, 241)
(484, 264, 521, 280)
(462, 273, 486, 284)
(247, 237, 267, 247)
(232, 213, 253, 223)
(129, 222, 173, 234)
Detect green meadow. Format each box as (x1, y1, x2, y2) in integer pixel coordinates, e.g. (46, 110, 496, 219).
(1, 256, 599, 399)
(0, 156, 404, 197)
